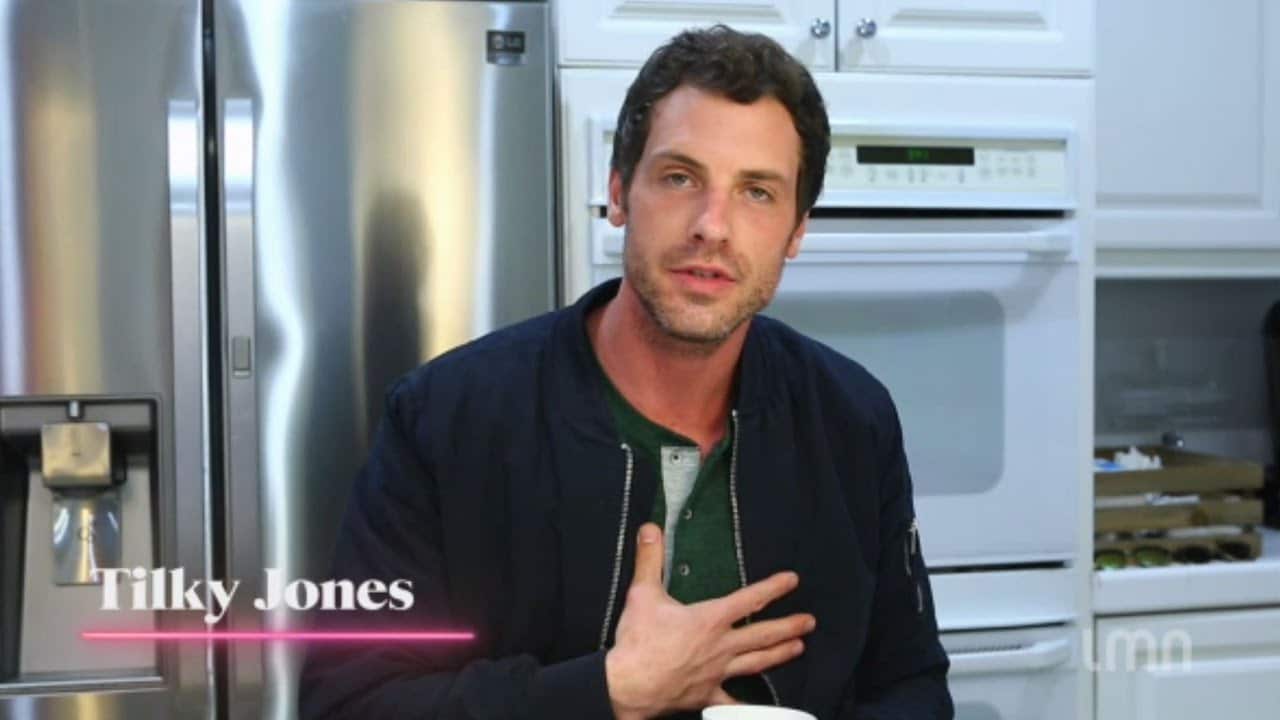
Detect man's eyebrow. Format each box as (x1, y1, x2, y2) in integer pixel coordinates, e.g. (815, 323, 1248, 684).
(651, 150, 708, 173)
(740, 169, 788, 185)
(652, 150, 788, 185)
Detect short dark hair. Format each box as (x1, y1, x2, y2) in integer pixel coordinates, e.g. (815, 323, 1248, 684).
(610, 25, 831, 219)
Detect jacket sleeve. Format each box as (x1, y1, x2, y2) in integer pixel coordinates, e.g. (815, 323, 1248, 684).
(298, 379, 616, 719)
(838, 406, 953, 720)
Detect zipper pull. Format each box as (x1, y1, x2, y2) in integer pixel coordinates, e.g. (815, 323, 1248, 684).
(908, 518, 924, 614)
(904, 517, 919, 577)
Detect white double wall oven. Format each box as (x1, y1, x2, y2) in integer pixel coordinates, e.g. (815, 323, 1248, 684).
(560, 70, 1093, 720)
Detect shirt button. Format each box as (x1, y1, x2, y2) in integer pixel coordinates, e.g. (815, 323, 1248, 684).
(677, 563, 691, 577)
(682, 508, 694, 521)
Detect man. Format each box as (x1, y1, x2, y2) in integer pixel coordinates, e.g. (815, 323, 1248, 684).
(301, 25, 952, 719)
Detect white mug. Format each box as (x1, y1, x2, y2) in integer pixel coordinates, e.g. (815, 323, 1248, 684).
(702, 705, 817, 720)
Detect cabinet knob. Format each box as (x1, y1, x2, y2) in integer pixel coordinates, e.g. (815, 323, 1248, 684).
(856, 18, 878, 39)
(810, 18, 832, 39)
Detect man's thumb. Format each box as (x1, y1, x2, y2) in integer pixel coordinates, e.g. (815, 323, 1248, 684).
(632, 522, 664, 586)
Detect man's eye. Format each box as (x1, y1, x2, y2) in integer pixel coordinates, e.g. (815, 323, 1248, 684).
(746, 186, 774, 202)
(664, 172, 692, 187)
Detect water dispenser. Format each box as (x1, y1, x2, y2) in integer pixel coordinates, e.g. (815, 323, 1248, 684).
(0, 398, 159, 683)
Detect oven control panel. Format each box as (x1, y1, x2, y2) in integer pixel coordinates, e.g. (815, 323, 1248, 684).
(824, 134, 1070, 198)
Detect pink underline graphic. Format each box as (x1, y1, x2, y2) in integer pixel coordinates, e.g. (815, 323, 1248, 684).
(82, 631, 475, 642)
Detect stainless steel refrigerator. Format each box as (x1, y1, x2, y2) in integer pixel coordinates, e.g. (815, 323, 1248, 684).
(0, 1, 555, 717)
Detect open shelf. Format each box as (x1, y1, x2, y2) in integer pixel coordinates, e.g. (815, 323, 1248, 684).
(1094, 526, 1280, 616)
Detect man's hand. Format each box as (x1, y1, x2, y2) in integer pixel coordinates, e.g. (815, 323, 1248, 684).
(605, 523, 815, 720)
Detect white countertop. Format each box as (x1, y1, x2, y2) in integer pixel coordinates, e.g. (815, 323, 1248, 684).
(1093, 527, 1280, 616)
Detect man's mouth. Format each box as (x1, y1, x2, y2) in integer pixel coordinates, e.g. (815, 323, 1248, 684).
(672, 266, 733, 281)
(670, 264, 736, 294)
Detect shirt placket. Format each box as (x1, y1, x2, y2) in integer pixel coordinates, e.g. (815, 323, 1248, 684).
(660, 444, 700, 589)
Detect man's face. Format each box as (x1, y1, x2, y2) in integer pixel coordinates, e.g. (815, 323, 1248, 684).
(608, 85, 807, 346)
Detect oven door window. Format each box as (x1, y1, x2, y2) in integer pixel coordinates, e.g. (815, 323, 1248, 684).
(768, 291, 1005, 496)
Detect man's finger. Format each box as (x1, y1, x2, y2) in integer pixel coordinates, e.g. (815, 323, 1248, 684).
(707, 687, 741, 706)
(724, 613, 815, 655)
(710, 571, 800, 623)
(724, 639, 805, 678)
(630, 523, 665, 588)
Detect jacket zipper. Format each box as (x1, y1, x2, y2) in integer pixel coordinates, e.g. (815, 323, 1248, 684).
(728, 410, 781, 707)
(599, 442, 635, 650)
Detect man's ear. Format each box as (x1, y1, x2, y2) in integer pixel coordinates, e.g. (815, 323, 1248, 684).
(785, 214, 808, 259)
(607, 169, 627, 227)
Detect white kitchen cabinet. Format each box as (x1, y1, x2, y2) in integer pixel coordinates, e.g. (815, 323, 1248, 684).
(554, 0, 1090, 76)
(555, 0, 835, 70)
(1096, 609, 1280, 720)
(1096, 0, 1280, 274)
(835, 0, 1092, 75)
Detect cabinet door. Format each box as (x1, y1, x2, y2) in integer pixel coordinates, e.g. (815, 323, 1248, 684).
(836, 0, 1092, 75)
(556, 0, 835, 70)
(1096, 609, 1280, 720)
(1096, 0, 1280, 262)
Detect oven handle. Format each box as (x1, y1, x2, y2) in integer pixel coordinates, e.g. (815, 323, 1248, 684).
(798, 231, 1072, 256)
(593, 225, 1071, 261)
(947, 637, 1073, 677)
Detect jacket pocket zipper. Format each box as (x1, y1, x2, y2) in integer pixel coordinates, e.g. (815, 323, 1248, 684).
(906, 517, 922, 614)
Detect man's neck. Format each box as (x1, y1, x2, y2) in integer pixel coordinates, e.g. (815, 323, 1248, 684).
(586, 280, 749, 456)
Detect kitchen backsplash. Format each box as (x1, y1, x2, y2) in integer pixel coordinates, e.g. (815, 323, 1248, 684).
(1096, 278, 1280, 463)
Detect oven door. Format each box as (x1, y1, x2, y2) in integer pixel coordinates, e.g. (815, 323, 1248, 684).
(944, 625, 1081, 720)
(587, 215, 1082, 567)
(769, 219, 1081, 567)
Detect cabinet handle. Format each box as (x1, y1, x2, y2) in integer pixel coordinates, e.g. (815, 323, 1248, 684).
(856, 18, 878, 39)
(810, 18, 832, 39)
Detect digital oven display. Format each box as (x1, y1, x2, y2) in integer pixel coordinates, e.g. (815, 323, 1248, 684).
(855, 146, 975, 166)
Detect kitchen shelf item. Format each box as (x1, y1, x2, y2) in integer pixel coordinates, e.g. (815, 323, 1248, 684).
(1094, 446, 1265, 565)
(1094, 533, 1261, 564)
(1095, 446, 1264, 496)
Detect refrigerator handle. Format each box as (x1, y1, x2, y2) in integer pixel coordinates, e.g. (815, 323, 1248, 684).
(167, 99, 214, 692)
(221, 97, 266, 710)
(221, 90, 271, 720)
(947, 637, 1073, 677)
(223, 97, 256, 376)
(221, 98, 263, 624)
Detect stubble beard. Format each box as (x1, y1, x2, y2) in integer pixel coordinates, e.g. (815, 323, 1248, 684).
(622, 227, 783, 349)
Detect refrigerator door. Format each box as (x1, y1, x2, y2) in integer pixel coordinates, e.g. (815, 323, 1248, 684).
(212, 1, 555, 716)
(0, 0, 210, 717)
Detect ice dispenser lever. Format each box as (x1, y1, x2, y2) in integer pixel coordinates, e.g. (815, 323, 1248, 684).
(40, 419, 122, 585)
(41, 422, 113, 488)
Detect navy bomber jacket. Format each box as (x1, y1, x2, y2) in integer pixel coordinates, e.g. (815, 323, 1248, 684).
(299, 279, 953, 719)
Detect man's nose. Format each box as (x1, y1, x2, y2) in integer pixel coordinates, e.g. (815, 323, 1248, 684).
(691, 188, 731, 246)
